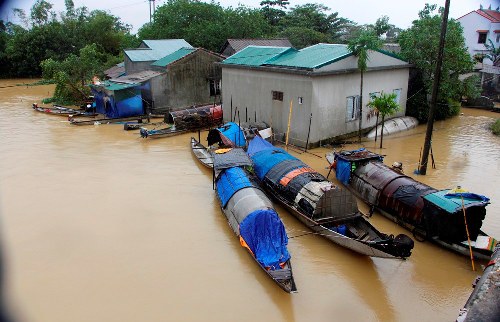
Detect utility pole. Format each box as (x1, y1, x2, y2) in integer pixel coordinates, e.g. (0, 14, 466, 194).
(418, 0, 450, 175)
(149, 0, 155, 23)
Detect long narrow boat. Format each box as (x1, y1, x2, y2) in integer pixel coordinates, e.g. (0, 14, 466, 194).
(191, 141, 297, 293)
(326, 149, 497, 260)
(69, 115, 150, 126)
(32, 103, 95, 117)
(140, 104, 223, 139)
(247, 137, 414, 259)
(190, 137, 214, 168)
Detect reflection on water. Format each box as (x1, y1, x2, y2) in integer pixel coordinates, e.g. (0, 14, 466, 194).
(1, 79, 499, 322)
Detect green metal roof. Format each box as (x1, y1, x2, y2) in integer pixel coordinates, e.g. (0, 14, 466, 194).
(125, 39, 193, 62)
(92, 81, 139, 91)
(269, 44, 352, 69)
(423, 190, 490, 214)
(152, 47, 196, 67)
(222, 46, 295, 67)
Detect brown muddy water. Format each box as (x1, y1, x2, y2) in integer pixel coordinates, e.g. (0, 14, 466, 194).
(0, 79, 499, 322)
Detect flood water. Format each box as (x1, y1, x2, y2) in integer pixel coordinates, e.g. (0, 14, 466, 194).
(1, 79, 499, 322)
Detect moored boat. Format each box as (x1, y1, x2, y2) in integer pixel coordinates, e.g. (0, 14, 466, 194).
(192, 141, 297, 293)
(366, 116, 418, 139)
(247, 136, 414, 259)
(326, 149, 497, 260)
(32, 103, 95, 117)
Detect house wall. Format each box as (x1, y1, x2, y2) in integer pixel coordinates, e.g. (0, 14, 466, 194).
(311, 68, 409, 145)
(124, 59, 155, 75)
(458, 12, 496, 57)
(316, 50, 409, 72)
(157, 51, 223, 112)
(221, 66, 409, 147)
(221, 68, 313, 146)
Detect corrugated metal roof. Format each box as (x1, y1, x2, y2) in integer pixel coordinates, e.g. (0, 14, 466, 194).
(222, 46, 295, 66)
(125, 39, 193, 62)
(226, 38, 293, 52)
(111, 70, 163, 84)
(104, 62, 126, 79)
(93, 81, 138, 91)
(269, 44, 351, 69)
(152, 47, 196, 67)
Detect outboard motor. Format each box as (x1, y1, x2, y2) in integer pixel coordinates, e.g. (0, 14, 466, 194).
(139, 127, 149, 138)
(393, 234, 415, 258)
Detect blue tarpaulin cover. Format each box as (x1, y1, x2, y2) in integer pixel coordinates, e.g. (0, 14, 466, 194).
(423, 190, 490, 213)
(336, 158, 352, 185)
(248, 137, 298, 179)
(218, 122, 246, 147)
(216, 167, 253, 207)
(239, 209, 291, 269)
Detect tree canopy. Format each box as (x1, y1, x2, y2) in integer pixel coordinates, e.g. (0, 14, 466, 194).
(398, 4, 479, 121)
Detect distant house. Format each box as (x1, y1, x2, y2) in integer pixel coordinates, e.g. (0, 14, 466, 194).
(220, 44, 410, 147)
(93, 39, 224, 115)
(219, 38, 293, 57)
(457, 7, 500, 60)
(457, 7, 500, 94)
(124, 39, 193, 74)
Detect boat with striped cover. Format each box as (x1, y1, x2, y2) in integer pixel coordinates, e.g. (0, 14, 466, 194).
(247, 137, 414, 259)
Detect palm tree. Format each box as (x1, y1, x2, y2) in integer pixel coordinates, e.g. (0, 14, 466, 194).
(367, 92, 400, 148)
(347, 30, 382, 142)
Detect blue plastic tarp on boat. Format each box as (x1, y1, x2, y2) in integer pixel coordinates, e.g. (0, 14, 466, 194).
(218, 122, 246, 147)
(336, 158, 352, 185)
(239, 208, 291, 269)
(248, 137, 298, 180)
(216, 167, 253, 207)
(424, 190, 490, 213)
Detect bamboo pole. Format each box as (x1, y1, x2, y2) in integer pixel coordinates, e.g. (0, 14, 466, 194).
(285, 100, 293, 150)
(461, 196, 476, 271)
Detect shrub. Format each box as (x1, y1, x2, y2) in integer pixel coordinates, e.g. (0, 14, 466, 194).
(491, 119, 500, 136)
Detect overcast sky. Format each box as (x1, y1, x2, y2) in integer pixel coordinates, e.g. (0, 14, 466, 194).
(1, 0, 498, 33)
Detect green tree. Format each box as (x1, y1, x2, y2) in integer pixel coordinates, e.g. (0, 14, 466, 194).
(347, 29, 382, 141)
(279, 26, 330, 49)
(30, 0, 55, 26)
(41, 43, 109, 104)
(138, 0, 270, 52)
(399, 4, 477, 121)
(367, 92, 400, 148)
(484, 39, 500, 66)
(260, 0, 288, 27)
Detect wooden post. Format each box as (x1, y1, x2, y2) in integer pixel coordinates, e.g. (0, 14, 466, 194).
(230, 96, 233, 122)
(245, 107, 248, 123)
(461, 196, 476, 271)
(305, 113, 312, 152)
(285, 100, 293, 150)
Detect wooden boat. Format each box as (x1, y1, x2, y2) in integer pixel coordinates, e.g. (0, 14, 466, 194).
(247, 137, 414, 259)
(139, 125, 187, 138)
(190, 137, 214, 168)
(69, 115, 150, 126)
(457, 244, 500, 321)
(326, 149, 497, 260)
(140, 104, 223, 139)
(124, 121, 165, 131)
(32, 103, 95, 117)
(192, 141, 297, 293)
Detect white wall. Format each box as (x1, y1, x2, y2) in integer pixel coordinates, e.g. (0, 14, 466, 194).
(311, 68, 409, 143)
(458, 12, 496, 57)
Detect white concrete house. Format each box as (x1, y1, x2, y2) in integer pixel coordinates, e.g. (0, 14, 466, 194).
(220, 44, 410, 147)
(457, 8, 500, 61)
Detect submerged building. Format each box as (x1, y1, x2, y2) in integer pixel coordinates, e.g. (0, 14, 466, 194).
(220, 43, 411, 147)
(92, 39, 224, 116)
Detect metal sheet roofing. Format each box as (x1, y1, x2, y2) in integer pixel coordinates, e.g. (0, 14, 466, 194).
(111, 70, 163, 84)
(93, 81, 138, 91)
(222, 46, 295, 66)
(152, 47, 196, 67)
(125, 39, 193, 62)
(222, 43, 352, 69)
(423, 190, 490, 214)
(268, 44, 351, 69)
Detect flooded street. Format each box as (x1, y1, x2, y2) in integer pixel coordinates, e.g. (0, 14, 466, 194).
(1, 79, 499, 322)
